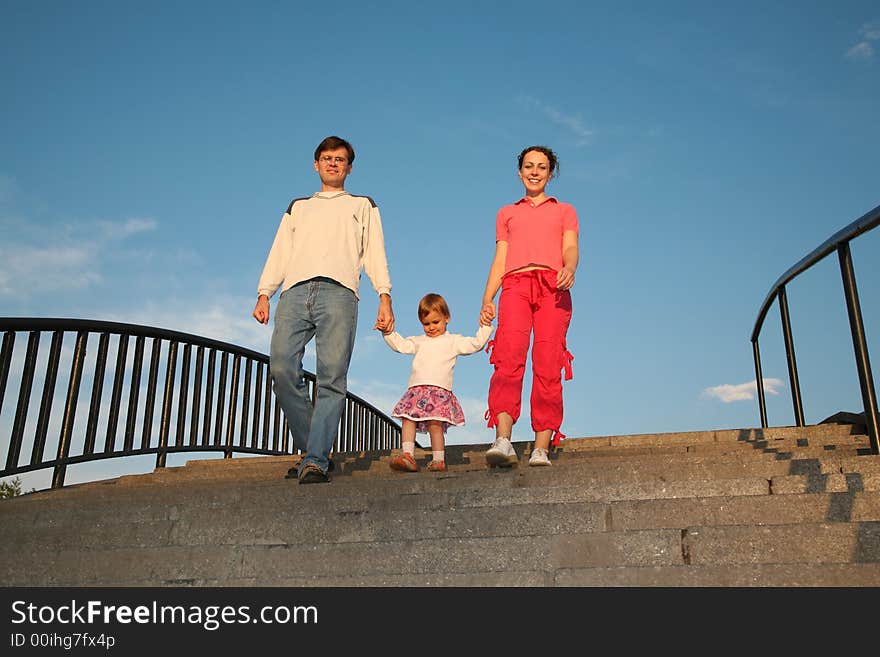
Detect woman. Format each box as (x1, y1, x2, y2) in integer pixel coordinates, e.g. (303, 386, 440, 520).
(479, 145, 579, 467)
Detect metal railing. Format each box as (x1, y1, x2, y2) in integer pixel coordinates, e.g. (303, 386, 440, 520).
(0, 317, 401, 488)
(751, 203, 880, 455)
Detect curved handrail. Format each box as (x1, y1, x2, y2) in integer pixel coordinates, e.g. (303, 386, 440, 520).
(0, 317, 392, 416)
(0, 317, 269, 360)
(751, 204, 880, 342)
(750, 203, 880, 455)
(0, 317, 400, 489)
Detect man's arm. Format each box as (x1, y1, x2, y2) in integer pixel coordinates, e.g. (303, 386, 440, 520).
(252, 211, 293, 325)
(253, 294, 270, 324)
(374, 293, 395, 335)
(362, 202, 395, 334)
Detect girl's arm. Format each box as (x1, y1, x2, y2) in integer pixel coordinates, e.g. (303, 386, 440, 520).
(382, 331, 417, 354)
(480, 240, 507, 326)
(556, 230, 579, 291)
(454, 324, 495, 355)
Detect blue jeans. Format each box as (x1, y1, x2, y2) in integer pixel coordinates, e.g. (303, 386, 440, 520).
(270, 277, 358, 474)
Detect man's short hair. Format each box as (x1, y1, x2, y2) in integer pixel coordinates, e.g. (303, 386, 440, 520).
(314, 136, 355, 164)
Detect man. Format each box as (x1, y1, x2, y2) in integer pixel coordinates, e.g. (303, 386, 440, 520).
(253, 135, 394, 484)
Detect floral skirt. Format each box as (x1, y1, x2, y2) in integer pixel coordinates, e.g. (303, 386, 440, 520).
(391, 385, 466, 434)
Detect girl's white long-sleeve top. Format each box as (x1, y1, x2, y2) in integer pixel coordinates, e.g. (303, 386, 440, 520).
(383, 325, 494, 391)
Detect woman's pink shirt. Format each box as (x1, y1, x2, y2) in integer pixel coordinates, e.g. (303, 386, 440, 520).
(495, 197, 579, 275)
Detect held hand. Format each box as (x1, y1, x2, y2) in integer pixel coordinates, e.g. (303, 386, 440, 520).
(374, 316, 395, 335)
(556, 267, 575, 291)
(479, 301, 496, 326)
(374, 309, 394, 335)
(253, 297, 270, 325)
(374, 296, 395, 335)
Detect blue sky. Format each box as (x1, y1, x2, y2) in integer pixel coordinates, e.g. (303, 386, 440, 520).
(2, 1, 879, 489)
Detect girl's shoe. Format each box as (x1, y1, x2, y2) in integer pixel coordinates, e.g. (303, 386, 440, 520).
(427, 460, 447, 472)
(390, 452, 419, 472)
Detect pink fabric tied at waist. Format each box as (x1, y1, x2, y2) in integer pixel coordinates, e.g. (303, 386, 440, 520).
(563, 349, 574, 381)
(551, 429, 566, 447)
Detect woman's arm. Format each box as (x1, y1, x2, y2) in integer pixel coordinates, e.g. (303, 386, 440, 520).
(556, 230, 579, 291)
(480, 241, 507, 325)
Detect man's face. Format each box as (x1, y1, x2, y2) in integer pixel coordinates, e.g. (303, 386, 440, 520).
(314, 147, 352, 187)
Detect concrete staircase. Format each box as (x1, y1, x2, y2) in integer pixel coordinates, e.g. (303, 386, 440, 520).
(3, 422, 880, 586)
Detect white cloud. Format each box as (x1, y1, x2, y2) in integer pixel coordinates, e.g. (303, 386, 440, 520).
(96, 217, 158, 240)
(0, 215, 158, 296)
(103, 297, 274, 354)
(847, 41, 874, 60)
(0, 244, 100, 294)
(846, 23, 880, 61)
(860, 23, 880, 40)
(517, 96, 595, 146)
(701, 378, 784, 403)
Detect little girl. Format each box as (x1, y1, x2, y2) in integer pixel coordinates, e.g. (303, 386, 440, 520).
(380, 293, 493, 472)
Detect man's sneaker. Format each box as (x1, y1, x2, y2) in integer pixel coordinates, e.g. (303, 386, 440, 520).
(528, 447, 551, 467)
(286, 458, 334, 479)
(298, 462, 329, 484)
(485, 437, 518, 467)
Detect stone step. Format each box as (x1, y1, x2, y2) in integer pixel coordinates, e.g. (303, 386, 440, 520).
(4, 521, 878, 586)
(3, 421, 877, 587)
(114, 437, 873, 486)
(9, 470, 880, 553)
(553, 563, 880, 586)
(552, 439, 872, 459)
(557, 423, 863, 448)
(10, 447, 880, 518)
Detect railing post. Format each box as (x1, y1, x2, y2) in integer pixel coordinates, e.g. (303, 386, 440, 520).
(225, 354, 241, 459)
(837, 242, 880, 454)
(53, 331, 88, 489)
(33, 330, 63, 464)
(752, 338, 768, 428)
(0, 331, 15, 418)
(156, 340, 178, 469)
(9, 331, 40, 471)
(778, 285, 805, 427)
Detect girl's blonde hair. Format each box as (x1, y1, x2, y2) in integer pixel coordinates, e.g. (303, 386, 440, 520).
(418, 293, 450, 321)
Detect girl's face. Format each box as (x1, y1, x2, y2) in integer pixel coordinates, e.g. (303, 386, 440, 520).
(421, 309, 449, 338)
(518, 150, 552, 196)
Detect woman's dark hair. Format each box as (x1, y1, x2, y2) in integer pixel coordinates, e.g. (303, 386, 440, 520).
(314, 135, 355, 164)
(517, 145, 558, 177)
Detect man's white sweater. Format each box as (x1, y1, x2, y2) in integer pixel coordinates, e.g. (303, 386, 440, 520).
(257, 191, 392, 300)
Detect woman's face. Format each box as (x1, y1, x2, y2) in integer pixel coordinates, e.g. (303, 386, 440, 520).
(518, 150, 552, 195)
